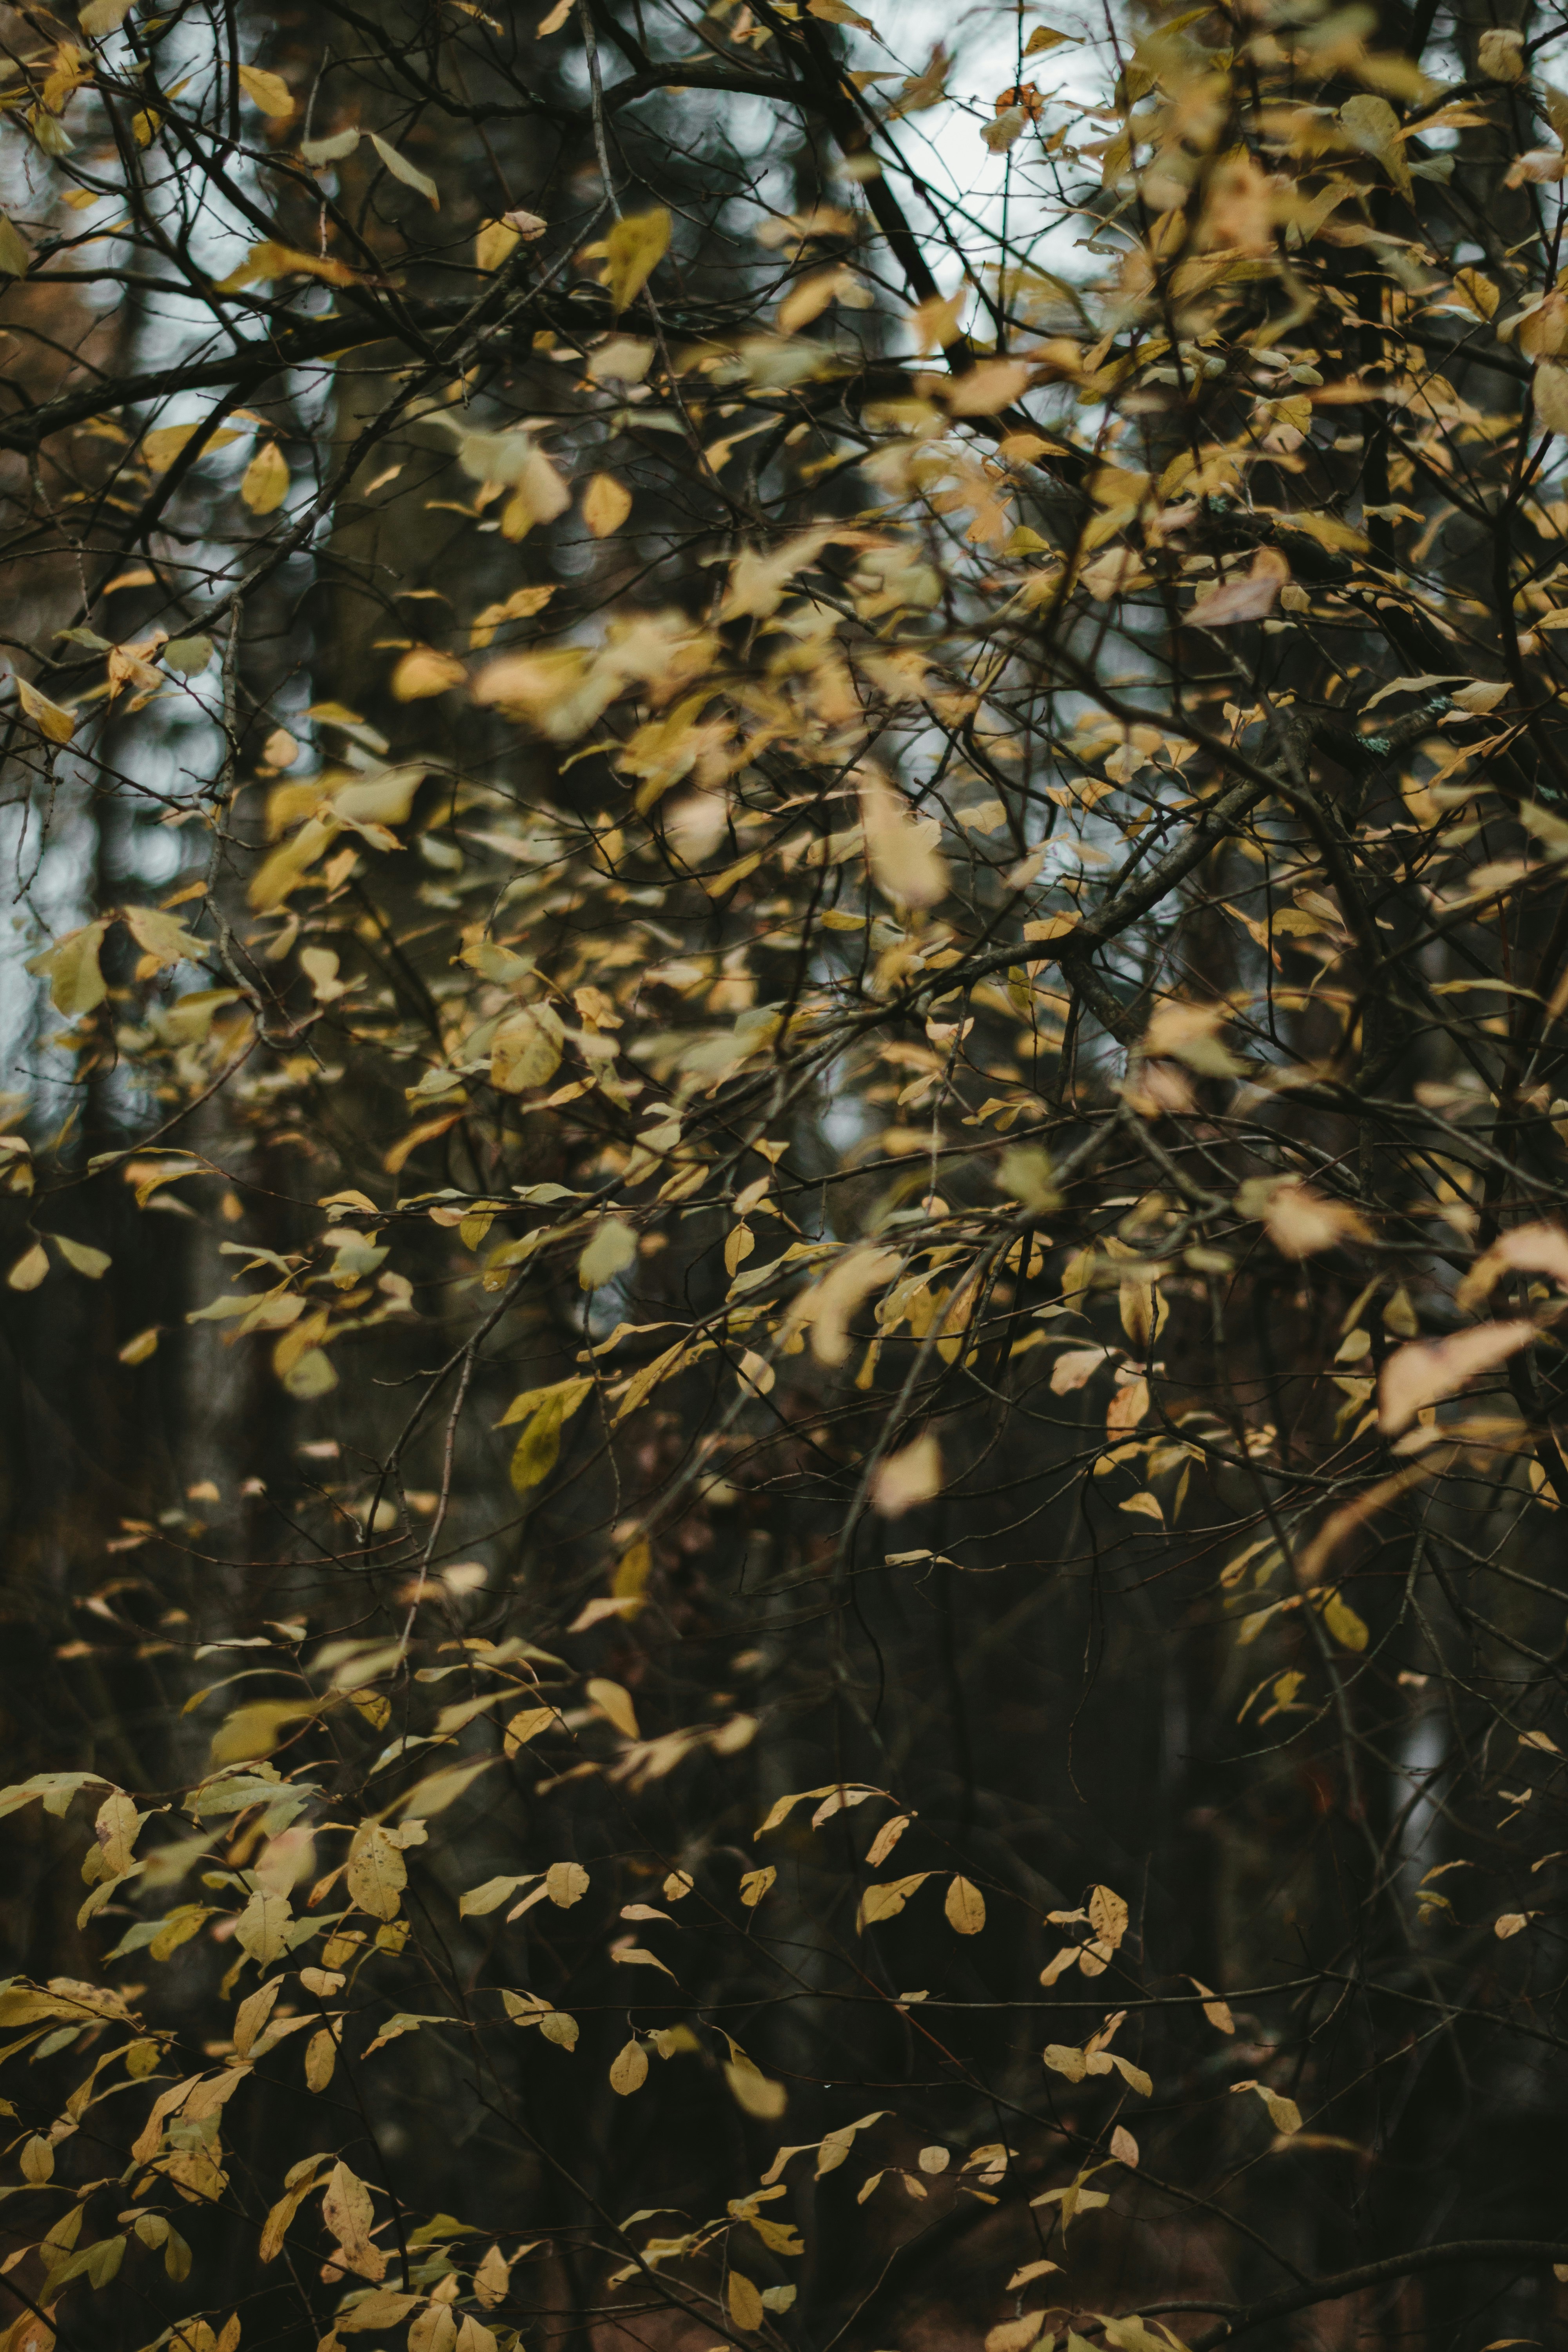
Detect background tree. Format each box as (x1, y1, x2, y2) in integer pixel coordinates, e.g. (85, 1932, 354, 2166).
(1, 2, 1568, 2351)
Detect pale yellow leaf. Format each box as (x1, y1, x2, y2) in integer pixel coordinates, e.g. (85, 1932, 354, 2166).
(586, 1677, 639, 1739)
(871, 1433, 943, 1517)
(369, 131, 439, 206)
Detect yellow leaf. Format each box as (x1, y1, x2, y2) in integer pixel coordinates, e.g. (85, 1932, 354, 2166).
(604, 208, 670, 312)
(347, 1824, 406, 1922)
(123, 905, 205, 967)
(305, 2027, 336, 2091)
(497, 1375, 593, 1429)
(582, 473, 632, 536)
(613, 1535, 652, 1599)
(546, 1860, 590, 1907)
(143, 421, 243, 471)
(1232, 2079, 1301, 2134)
(51, 1234, 110, 1279)
(474, 2246, 511, 2310)
(986, 2318, 1049, 2352)
(476, 218, 521, 271)
(865, 1812, 909, 1866)
(16, 676, 77, 746)
(237, 64, 294, 114)
(1319, 1588, 1368, 1651)
(1190, 1975, 1234, 2033)
(724, 2045, 788, 2117)
(235, 1886, 291, 1965)
(491, 1001, 564, 1092)
(729, 2273, 765, 2333)
(586, 1677, 639, 1739)
(369, 131, 439, 207)
(871, 1433, 943, 1517)
(778, 266, 846, 333)
(392, 646, 466, 699)
(740, 1866, 776, 1907)
(861, 771, 948, 907)
(944, 1875, 986, 1933)
(210, 1699, 316, 1766)
(215, 240, 360, 293)
(0, 216, 31, 277)
(857, 1871, 930, 1929)
(241, 441, 290, 514)
(9, 1243, 49, 1291)
(997, 1144, 1060, 1214)
(119, 1326, 160, 1365)
(510, 1395, 568, 1494)
(28, 918, 110, 1017)
(609, 2039, 648, 2094)
(323, 2160, 386, 2282)
(1454, 265, 1499, 319)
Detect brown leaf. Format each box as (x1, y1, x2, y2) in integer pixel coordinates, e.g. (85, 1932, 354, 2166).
(1187, 548, 1289, 626)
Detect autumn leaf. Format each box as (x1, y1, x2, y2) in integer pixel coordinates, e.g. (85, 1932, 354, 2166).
(237, 64, 293, 114)
(16, 677, 77, 746)
(871, 1434, 943, 1516)
(610, 2039, 648, 2094)
(369, 131, 439, 206)
(604, 209, 670, 312)
(945, 1875, 986, 1933)
(241, 442, 290, 514)
(582, 475, 632, 536)
(1378, 1321, 1534, 1436)
(27, 919, 108, 1013)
